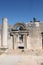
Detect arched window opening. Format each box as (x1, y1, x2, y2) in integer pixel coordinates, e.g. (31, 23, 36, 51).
(16, 26, 23, 31)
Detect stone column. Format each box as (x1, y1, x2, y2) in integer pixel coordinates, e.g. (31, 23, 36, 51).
(18, 35, 19, 42)
(13, 34, 16, 49)
(24, 34, 27, 49)
(13, 35, 14, 49)
(1, 18, 8, 48)
(27, 35, 31, 49)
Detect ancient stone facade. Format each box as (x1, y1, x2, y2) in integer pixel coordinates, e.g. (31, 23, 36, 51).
(0, 18, 43, 51)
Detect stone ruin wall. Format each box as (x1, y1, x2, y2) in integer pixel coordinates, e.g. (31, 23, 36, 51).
(0, 18, 43, 50)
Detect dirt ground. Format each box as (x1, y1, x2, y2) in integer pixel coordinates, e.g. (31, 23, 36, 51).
(0, 49, 43, 65)
(0, 54, 43, 65)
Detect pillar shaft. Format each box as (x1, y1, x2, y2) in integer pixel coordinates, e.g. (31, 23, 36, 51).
(24, 34, 27, 49)
(1, 18, 8, 48)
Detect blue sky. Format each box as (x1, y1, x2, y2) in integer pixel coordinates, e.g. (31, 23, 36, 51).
(0, 0, 43, 25)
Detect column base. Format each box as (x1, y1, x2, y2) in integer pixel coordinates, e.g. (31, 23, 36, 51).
(0, 45, 8, 49)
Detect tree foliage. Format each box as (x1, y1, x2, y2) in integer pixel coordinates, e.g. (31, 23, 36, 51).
(33, 17, 36, 22)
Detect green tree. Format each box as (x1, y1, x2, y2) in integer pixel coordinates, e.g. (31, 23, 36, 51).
(33, 17, 36, 22)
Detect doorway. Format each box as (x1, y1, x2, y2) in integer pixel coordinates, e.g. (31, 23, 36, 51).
(18, 46, 24, 49)
(41, 32, 43, 49)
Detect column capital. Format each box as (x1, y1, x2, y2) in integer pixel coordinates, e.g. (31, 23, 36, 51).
(2, 18, 8, 22)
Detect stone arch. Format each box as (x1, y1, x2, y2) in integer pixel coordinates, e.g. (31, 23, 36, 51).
(13, 23, 26, 30)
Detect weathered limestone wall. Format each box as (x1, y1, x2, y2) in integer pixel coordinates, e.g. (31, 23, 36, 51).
(7, 22, 42, 50)
(29, 22, 42, 50)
